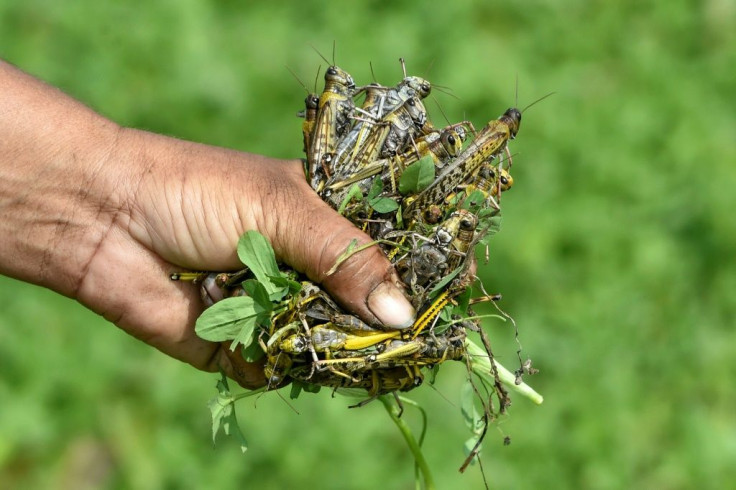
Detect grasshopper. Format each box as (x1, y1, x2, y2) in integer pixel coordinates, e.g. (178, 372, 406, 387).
(307, 64, 357, 191)
(403, 107, 522, 219)
(322, 95, 432, 209)
(328, 69, 431, 169)
(288, 66, 322, 157)
(313, 338, 426, 373)
(377, 325, 467, 364)
(292, 364, 423, 397)
(436, 210, 479, 271)
(262, 322, 301, 387)
(333, 95, 430, 183)
(396, 210, 478, 298)
(384, 58, 432, 110)
(300, 93, 320, 156)
(332, 82, 387, 167)
(396, 241, 449, 300)
(277, 325, 400, 355)
(392, 123, 471, 170)
(463, 162, 514, 211)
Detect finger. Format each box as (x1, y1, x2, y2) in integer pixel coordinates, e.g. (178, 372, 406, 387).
(260, 160, 416, 329)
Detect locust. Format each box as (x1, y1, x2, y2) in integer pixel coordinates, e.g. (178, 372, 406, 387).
(391, 123, 471, 170)
(331, 95, 430, 185)
(403, 107, 522, 219)
(289, 66, 322, 157)
(307, 64, 357, 191)
(291, 364, 423, 397)
(300, 93, 320, 156)
(463, 162, 514, 211)
(277, 325, 401, 355)
(331, 82, 387, 167)
(435, 209, 479, 271)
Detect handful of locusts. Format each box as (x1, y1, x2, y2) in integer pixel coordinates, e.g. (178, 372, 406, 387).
(175, 57, 544, 472)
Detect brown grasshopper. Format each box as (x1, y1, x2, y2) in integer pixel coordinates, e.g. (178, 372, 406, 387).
(403, 107, 522, 218)
(307, 64, 357, 191)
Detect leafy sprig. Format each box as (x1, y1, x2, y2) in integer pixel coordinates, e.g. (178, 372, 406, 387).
(195, 231, 300, 351)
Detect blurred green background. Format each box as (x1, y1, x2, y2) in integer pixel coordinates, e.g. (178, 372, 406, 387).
(1, 0, 735, 488)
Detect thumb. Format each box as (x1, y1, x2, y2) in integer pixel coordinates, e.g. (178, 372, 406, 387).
(263, 160, 416, 329)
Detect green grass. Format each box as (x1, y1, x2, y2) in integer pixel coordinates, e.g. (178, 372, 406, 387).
(2, 1, 736, 488)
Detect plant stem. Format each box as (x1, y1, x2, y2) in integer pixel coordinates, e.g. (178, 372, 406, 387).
(379, 395, 436, 490)
(465, 339, 544, 405)
(232, 386, 267, 401)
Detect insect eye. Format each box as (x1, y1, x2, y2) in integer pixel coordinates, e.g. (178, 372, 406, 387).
(447, 135, 456, 145)
(327, 67, 337, 76)
(407, 98, 415, 106)
(460, 219, 475, 231)
(500, 176, 509, 185)
(422, 83, 430, 93)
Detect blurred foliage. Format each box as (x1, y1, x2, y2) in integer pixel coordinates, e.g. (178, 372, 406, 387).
(2, 0, 736, 488)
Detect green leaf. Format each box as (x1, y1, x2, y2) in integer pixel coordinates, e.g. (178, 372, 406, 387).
(462, 435, 481, 466)
(399, 156, 435, 194)
(428, 266, 463, 298)
(433, 304, 454, 335)
(242, 280, 274, 312)
(452, 287, 473, 317)
(237, 231, 283, 299)
(208, 376, 235, 445)
(268, 275, 302, 296)
(290, 382, 303, 399)
(223, 409, 248, 453)
(289, 380, 321, 399)
(369, 197, 399, 213)
(241, 337, 265, 362)
(195, 296, 265, 342)
(337, 184, 364, 214)
(460, 379, 484, 434)
(446, 191, 462, 209)
(365, 177, 399, 213)
(440, 304, 452, 322)
(462, 189, 488, 214)
(367, 176, 383, 200)
(325, 239, 359, 276)
(477, 209, 503, 247)
(302, 382, 322, 394)
(230, 314, 260, 351)
(208, 374, 249, 453)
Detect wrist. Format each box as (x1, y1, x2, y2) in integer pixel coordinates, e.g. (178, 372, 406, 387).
(0, 61, 127, 296)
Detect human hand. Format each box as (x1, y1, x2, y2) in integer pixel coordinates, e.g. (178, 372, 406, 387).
(81, 130, 416, 388)
(0, 60, 415, 389)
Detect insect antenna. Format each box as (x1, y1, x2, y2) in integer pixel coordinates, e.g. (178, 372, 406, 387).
(433, 85, 461, 100)
(424, 58, 436, 78)
(310, 43, 331, 65)
(285, 65, 311, 94)
(313, 65, 321, 92)
(426, 379, 456, 407)
(433, 97, 452, 126)
(274, 389, 301, 414)
(399, 57, 407, 78)
(369, 61, 378, 84)
(520, 91, 556, 114)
